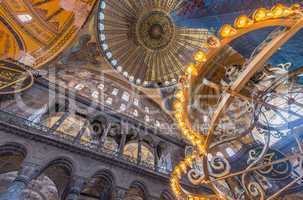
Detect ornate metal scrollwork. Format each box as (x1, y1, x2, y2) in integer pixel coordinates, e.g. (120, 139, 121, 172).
(247, 181, 265, 200)
(208, 155, 231, 178)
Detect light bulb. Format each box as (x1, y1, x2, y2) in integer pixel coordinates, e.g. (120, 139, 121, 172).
(219, 24, 237, 38)
(234, 15, 253, 28)
(194, 50, 207, 62)
(253, 8, 269, 22)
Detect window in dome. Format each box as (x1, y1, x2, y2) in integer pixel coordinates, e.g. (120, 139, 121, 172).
(112, 88, 119, 96)
(122, 92, 130, 102)
(120, 104, 127, 111)
(134, 98, 139, 106)
(17, 14, 32, 23)
(106, 97, 112, 105)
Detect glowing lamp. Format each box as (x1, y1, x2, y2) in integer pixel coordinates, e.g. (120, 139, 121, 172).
(175, 113, 182, 121)
(182, 128, 189, 134)
(185, 63, 198, 76)
(178, 121, 185, 128)
(219, 24, 237, 38)
(174, 101, 182, 111)
(176, 90, 185, 102)
(175, 166, 182, 177)
(271, 4, 286, 18)
(185, 157, 193, 165)
(283, 7, 294, 16)
(197, 146, 206, 154)
(234, 15, 253, 28)
(188, 135, 195, 141)
(195, 138, 204, 145)
(253, 8, 269, 22)
(194, 50, 207, 62)
(180, 162, 187, 172)
(291, 3, 301, 10)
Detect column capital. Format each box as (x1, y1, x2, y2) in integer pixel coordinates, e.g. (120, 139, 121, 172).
(114, 187, 127, 200)
(65, 176, 87, 200)
(15, 161, 41, 184)
(0, 162, 41, 200)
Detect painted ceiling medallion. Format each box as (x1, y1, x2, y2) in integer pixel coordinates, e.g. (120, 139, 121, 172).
(0, 60, 34, 95)
(137, 11, 175, 51)
(97, 0, 210, 88)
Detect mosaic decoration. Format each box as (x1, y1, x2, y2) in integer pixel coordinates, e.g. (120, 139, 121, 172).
(124, 142, 139, 161)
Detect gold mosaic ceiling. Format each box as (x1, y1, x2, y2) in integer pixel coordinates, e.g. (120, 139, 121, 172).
(0, 0, 96, 67)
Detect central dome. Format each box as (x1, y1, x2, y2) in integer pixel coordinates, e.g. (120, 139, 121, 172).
(137, 11, 175, 50)
(97, 0, 210, 88)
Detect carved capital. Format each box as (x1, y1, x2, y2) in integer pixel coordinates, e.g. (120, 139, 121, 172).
(65, 176, 87, 200)
(114, 187, 127, 200)
(15, 162, 41, 184)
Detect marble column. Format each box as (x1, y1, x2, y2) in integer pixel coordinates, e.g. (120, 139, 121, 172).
(119, 122, 128, 155)
(0, 162, 40, 200)
(114, 187, 127, 200)
(65, 176, 87, 200)
(137, 139, 142, 165)
(100, 121, 112, 147)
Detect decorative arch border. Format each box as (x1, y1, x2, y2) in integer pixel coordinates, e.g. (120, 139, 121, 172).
(160, 189, 175, 200)
(0, 142, 27, 158)
(92, 169, 116, 186)
(128, 180, 150, 200)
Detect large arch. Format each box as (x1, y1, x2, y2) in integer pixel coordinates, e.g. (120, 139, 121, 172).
(80, 169, 115, 200)
(0, 143, 27, 174)
(160, 190, 175, 200)
(124, 181, 149, 200)
(0, 143, 27, 193)
(10, 157, 75, 200)
(39, 157, 74, 197)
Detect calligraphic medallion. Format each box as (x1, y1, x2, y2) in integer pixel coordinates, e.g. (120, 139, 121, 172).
(0, 60, 34, 95)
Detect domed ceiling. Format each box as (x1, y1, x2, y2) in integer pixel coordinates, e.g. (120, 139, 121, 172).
(97, 0, 210, 88)
(0, 0, 96, 67)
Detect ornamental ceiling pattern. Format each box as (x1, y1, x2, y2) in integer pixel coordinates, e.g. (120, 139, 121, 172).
(0, 0, 96, 67)
(97, 0, 210, 88)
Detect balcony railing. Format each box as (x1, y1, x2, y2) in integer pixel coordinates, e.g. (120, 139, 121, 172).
(0, 109, 171, 175)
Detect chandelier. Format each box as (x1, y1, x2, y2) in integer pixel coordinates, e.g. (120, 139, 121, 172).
(170, 3, 303, 200)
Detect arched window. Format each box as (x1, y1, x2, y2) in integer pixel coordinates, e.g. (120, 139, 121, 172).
(0, 171, 60, 200)
(80, 171, 114, 200)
